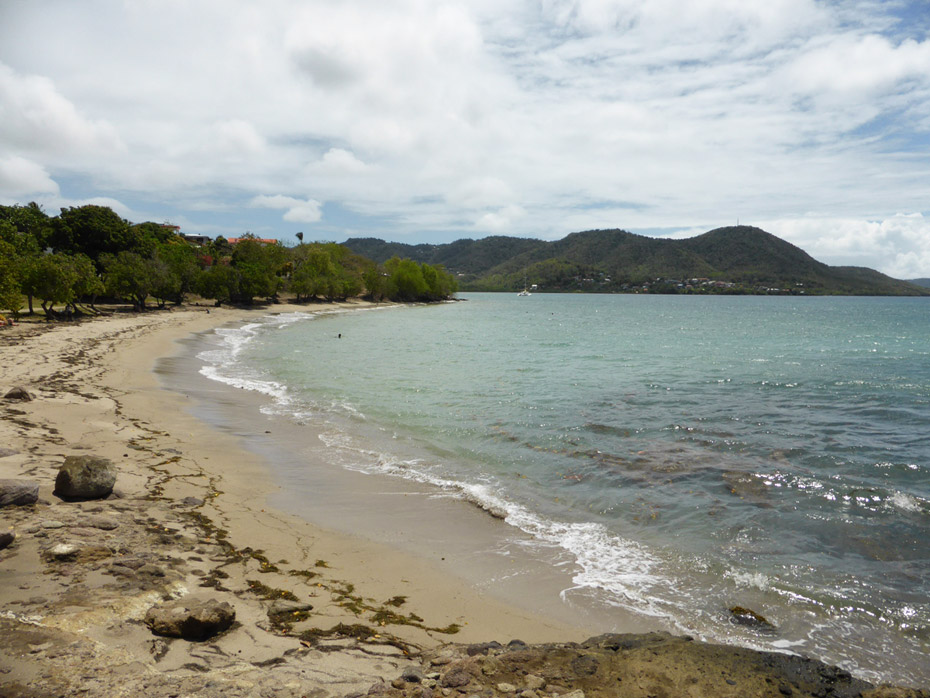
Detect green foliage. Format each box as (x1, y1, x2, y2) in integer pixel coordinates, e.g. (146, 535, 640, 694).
(0, 203, 51, 255)
(230, 236, 285, 303)
(21, 252, 88, 314)
(383, 257, 457, 302)
(0, 238, 24, 315)
(198, 264, 239, 305)
(101, 251, 156, 310)
(52, 205, 135, 262)
(155, 240, 201, 304)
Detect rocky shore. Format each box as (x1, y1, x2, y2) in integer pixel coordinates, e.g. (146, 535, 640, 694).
(1, 306, 926, 698)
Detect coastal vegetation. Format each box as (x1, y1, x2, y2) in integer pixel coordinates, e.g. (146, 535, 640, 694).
(0, 202, 457, 319)
(345, 226, 930, 296)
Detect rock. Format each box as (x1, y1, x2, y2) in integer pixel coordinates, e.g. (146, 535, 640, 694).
(144, 595, 236, 641)
(0, 479, 39, 507)
(0, 528, 15, 549)
(0, 447, 18, 458)
(497, 683, 517, 693)
(563, 691, 586, 698)
(401, 667, 426, 683)
(48, 543, 80, 560)
(571, 655, 599, 677)
(729, 605, 777, 631)
(524, 675, 545, 691)
(54, 456, 116, 500)
(84, 515, 119, 530)
(4, 386, 34, 401)
(466, 641, 503, 656)
(441, 669, 472, 688)
(41, 520, 66, 529)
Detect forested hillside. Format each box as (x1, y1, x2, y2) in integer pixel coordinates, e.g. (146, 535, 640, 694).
(344, 226, 929, 296)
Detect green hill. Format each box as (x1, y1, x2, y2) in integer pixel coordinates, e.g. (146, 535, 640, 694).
(342, 226, 929, 296)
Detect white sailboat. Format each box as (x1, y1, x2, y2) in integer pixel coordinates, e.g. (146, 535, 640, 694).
(518, 271, 531, 296)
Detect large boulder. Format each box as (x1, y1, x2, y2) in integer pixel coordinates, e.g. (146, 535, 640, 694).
(0, 479, 39, 507)
(54, 456, 116, 500)
(144, 596, 236, 641)
(4, 386, 34, 401)
(0, 528, 15, 550)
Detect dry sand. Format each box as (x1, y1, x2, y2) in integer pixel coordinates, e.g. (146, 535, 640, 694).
(1, 303, 925, 698)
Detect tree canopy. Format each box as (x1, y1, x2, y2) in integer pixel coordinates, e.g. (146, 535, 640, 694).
(0, 202, 456, 319)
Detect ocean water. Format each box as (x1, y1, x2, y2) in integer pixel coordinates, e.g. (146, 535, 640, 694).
(196, 293, 930, 685)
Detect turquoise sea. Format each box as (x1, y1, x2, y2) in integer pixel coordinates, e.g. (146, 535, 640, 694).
(195, 293, 930, 685)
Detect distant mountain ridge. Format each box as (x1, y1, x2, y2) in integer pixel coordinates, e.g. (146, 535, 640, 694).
(343, 226, 929, 296)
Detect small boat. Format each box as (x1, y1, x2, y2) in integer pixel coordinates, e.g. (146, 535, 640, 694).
(518, 271, 531, 296)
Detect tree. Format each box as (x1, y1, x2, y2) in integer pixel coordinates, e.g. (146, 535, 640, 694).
(101, 251, 155, 311)
(0, 238, 24, 316)
(22, 253, 80, 316)
(198, 264, 239, 305)
(67, 253, 105, 311)
(155, 240, 201, 304)
(362, 264, 387, 301)
(230, 237, 284, 303)
(52, 205, 133, 262)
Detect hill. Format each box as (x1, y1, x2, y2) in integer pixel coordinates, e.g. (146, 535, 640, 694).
(343, 226, 929, 296)
(909, 278, 930, 288)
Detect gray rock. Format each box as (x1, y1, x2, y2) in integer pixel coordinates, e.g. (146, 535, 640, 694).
(84, 515, 119, 530)
(54, 456, 116, 500)
(401, 666, 426, 683)
(4, 386, 34, 401)
(268, 599, 313, 616)
(0, 528, 15, 549)
(0, 447, 18, 458)
(41, 520, 66, 529)
(441, 670, 472, 688)
(144, 595, 236, 640)
(0, 479, 39, 507)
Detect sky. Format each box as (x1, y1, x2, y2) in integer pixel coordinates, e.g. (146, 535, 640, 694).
(1, 0, 930, 278)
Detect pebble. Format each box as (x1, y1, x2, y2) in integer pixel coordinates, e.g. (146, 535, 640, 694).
(48, 543, 80, 559)
(41, 521, 66, 529)
(85, 516, 119, 530)
(497, 684, 517, 694)
(525, 675, 545, 691)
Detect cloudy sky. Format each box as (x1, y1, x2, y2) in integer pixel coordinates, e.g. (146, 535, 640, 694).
(2, 0, 929, 277)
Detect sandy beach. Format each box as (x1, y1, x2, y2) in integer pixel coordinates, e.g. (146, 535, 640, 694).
(1, 303, 926, 698)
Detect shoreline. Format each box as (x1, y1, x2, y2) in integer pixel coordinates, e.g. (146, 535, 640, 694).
(160, 307, 657, 640)
(0, 303, 586, 697)
(1, 303, 926, 697)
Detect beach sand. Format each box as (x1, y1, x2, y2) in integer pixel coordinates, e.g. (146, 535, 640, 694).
(1, 303, 925, 698)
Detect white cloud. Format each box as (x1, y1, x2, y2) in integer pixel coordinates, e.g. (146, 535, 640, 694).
(785, 34, 930, 97)
(475, 205, 527, 232)
(2, 1, 930, 272)
(0, 62, 123, 156)
(764, 214, 930, 279)
(311, 148, 370, 174)
(0, 156, 59, 199)
(250, 194, 323, 223)
(212, 120, 266, 155)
